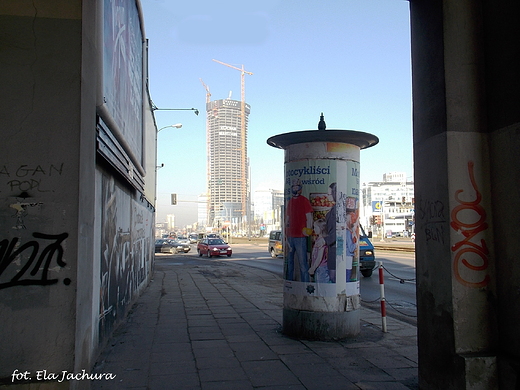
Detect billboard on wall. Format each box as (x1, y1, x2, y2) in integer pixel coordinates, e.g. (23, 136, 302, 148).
(372, 200, 383, 212)
(100, 0, 144, 169)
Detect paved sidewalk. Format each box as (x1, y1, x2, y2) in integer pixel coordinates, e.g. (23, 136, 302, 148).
(92, 257, 418, 390)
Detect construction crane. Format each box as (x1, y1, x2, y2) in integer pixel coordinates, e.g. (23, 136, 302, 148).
(212, 59, 253, 226)
(212, 59, 253, 105)
(199, 78, 211, 104)
(199, 78, 212, 226)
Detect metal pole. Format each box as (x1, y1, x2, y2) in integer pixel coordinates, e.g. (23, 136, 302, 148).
(378, 261, 388, 333)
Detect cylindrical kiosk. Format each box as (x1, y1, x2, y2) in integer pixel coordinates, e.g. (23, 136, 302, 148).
(267, 114, 378, 340)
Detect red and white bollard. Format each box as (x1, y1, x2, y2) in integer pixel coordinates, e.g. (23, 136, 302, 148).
(378, 261, 388, 333)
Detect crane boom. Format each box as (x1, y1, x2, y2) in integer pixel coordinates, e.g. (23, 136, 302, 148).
(212, 59, 252, 104)
(212, 59, 253, 76)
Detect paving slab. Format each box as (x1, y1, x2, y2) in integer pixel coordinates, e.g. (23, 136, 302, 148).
(92, 257, 418, 389)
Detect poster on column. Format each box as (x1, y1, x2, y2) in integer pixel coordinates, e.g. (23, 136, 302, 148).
(283, 158, 360, 298)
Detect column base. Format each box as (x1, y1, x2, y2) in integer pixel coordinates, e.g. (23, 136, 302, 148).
(282, 308, 360, 340)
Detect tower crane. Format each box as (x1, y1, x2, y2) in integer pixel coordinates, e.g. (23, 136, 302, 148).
(212, 59, 253, 223)
(199, 78, 211, 104)
(200, 78, 212, 225)
(212, 59, 253, 105)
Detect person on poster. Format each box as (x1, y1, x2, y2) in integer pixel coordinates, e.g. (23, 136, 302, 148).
(345, 210, 359, 281)
(286, 179, 313, 282)
(324, 182, 337, 282)
(309, 219, 330, 283)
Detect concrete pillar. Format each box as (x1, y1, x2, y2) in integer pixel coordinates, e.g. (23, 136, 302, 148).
(411, 0, 520, 388)
(267, 115, 378, 340)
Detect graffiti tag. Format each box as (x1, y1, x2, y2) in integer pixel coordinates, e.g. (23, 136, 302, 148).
(0, 232, 69, 289)
(0, 163, 64, 193)
(418, 198, 446, 244)
(450, 161, 490, 288)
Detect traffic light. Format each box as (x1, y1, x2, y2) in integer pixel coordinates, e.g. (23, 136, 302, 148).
(171, 193, 177, 205)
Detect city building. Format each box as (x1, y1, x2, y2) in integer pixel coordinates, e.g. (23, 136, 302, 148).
(166, 214, 175, 232)
(361, 172, 414, 237)
(197, 193, 209, 227)
(155, 222, 169, 238)
(206, 98, 251, 227)
(253, 188, 284, 232)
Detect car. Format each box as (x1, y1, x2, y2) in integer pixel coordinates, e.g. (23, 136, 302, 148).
(268, 230, 283, 258)
(197, 238, 232, 257)
(155, 239, 190, 254)
(188, 233, 199, 244)
(155, 239, 177, 254)
(359, 225, 376, 277)
(171, 240, 191, 253)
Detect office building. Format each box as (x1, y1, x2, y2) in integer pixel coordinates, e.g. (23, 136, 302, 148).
(206, 98, 251, 226)
(253, 188, 284, 230)
(197, 193, 208, 227)
(361, 172, 414, 236)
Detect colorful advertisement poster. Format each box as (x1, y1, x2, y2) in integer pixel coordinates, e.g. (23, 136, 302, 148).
(283, 158, 360, 297)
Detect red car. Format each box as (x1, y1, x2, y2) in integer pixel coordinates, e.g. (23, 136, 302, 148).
(197, 238, 232, 258)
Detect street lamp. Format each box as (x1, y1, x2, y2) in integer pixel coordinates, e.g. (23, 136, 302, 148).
(158, 123, 182, 132)
(156, 124, 182, 169)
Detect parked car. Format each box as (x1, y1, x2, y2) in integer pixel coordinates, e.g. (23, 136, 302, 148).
(197, 238, 232, 257)
(268, 230, 283, 258)
(359, 225, 376, 277)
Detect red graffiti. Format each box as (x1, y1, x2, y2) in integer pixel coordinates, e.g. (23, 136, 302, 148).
(450, 161, 490, 288)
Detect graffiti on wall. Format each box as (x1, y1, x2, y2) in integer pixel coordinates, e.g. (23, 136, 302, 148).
(0, 163, 64, 194)
(418, 198, 447, 244)
(450, 161, 491, 288)
(0, 232, 69, 289)
(0, 163, 69, 289)
(9, 202, 43, 230)
(98, 174, 151, 342)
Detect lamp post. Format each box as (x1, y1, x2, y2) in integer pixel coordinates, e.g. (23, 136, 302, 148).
(156, 124, 182, 168)
(153, 106, 199, 234)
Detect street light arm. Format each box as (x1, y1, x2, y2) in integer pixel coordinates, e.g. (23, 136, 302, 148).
(153, 107, 199, 116)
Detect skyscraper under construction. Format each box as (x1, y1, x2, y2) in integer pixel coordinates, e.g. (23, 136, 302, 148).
(206, 98, 250, 228)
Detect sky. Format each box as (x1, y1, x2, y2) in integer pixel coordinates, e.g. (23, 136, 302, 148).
(140, 0, 413, 228)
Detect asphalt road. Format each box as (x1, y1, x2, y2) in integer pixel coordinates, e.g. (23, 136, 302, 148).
(158, 242, 417, 326)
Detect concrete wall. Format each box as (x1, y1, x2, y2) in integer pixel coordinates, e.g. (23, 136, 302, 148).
(0, 1, 155, 387)
(411, 0, 520, 388)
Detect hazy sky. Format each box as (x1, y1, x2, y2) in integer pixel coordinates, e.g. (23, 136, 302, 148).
(140, 0, 412, 227)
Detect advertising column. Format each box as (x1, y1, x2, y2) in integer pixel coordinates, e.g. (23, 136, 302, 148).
(267, 117, 378, 339)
